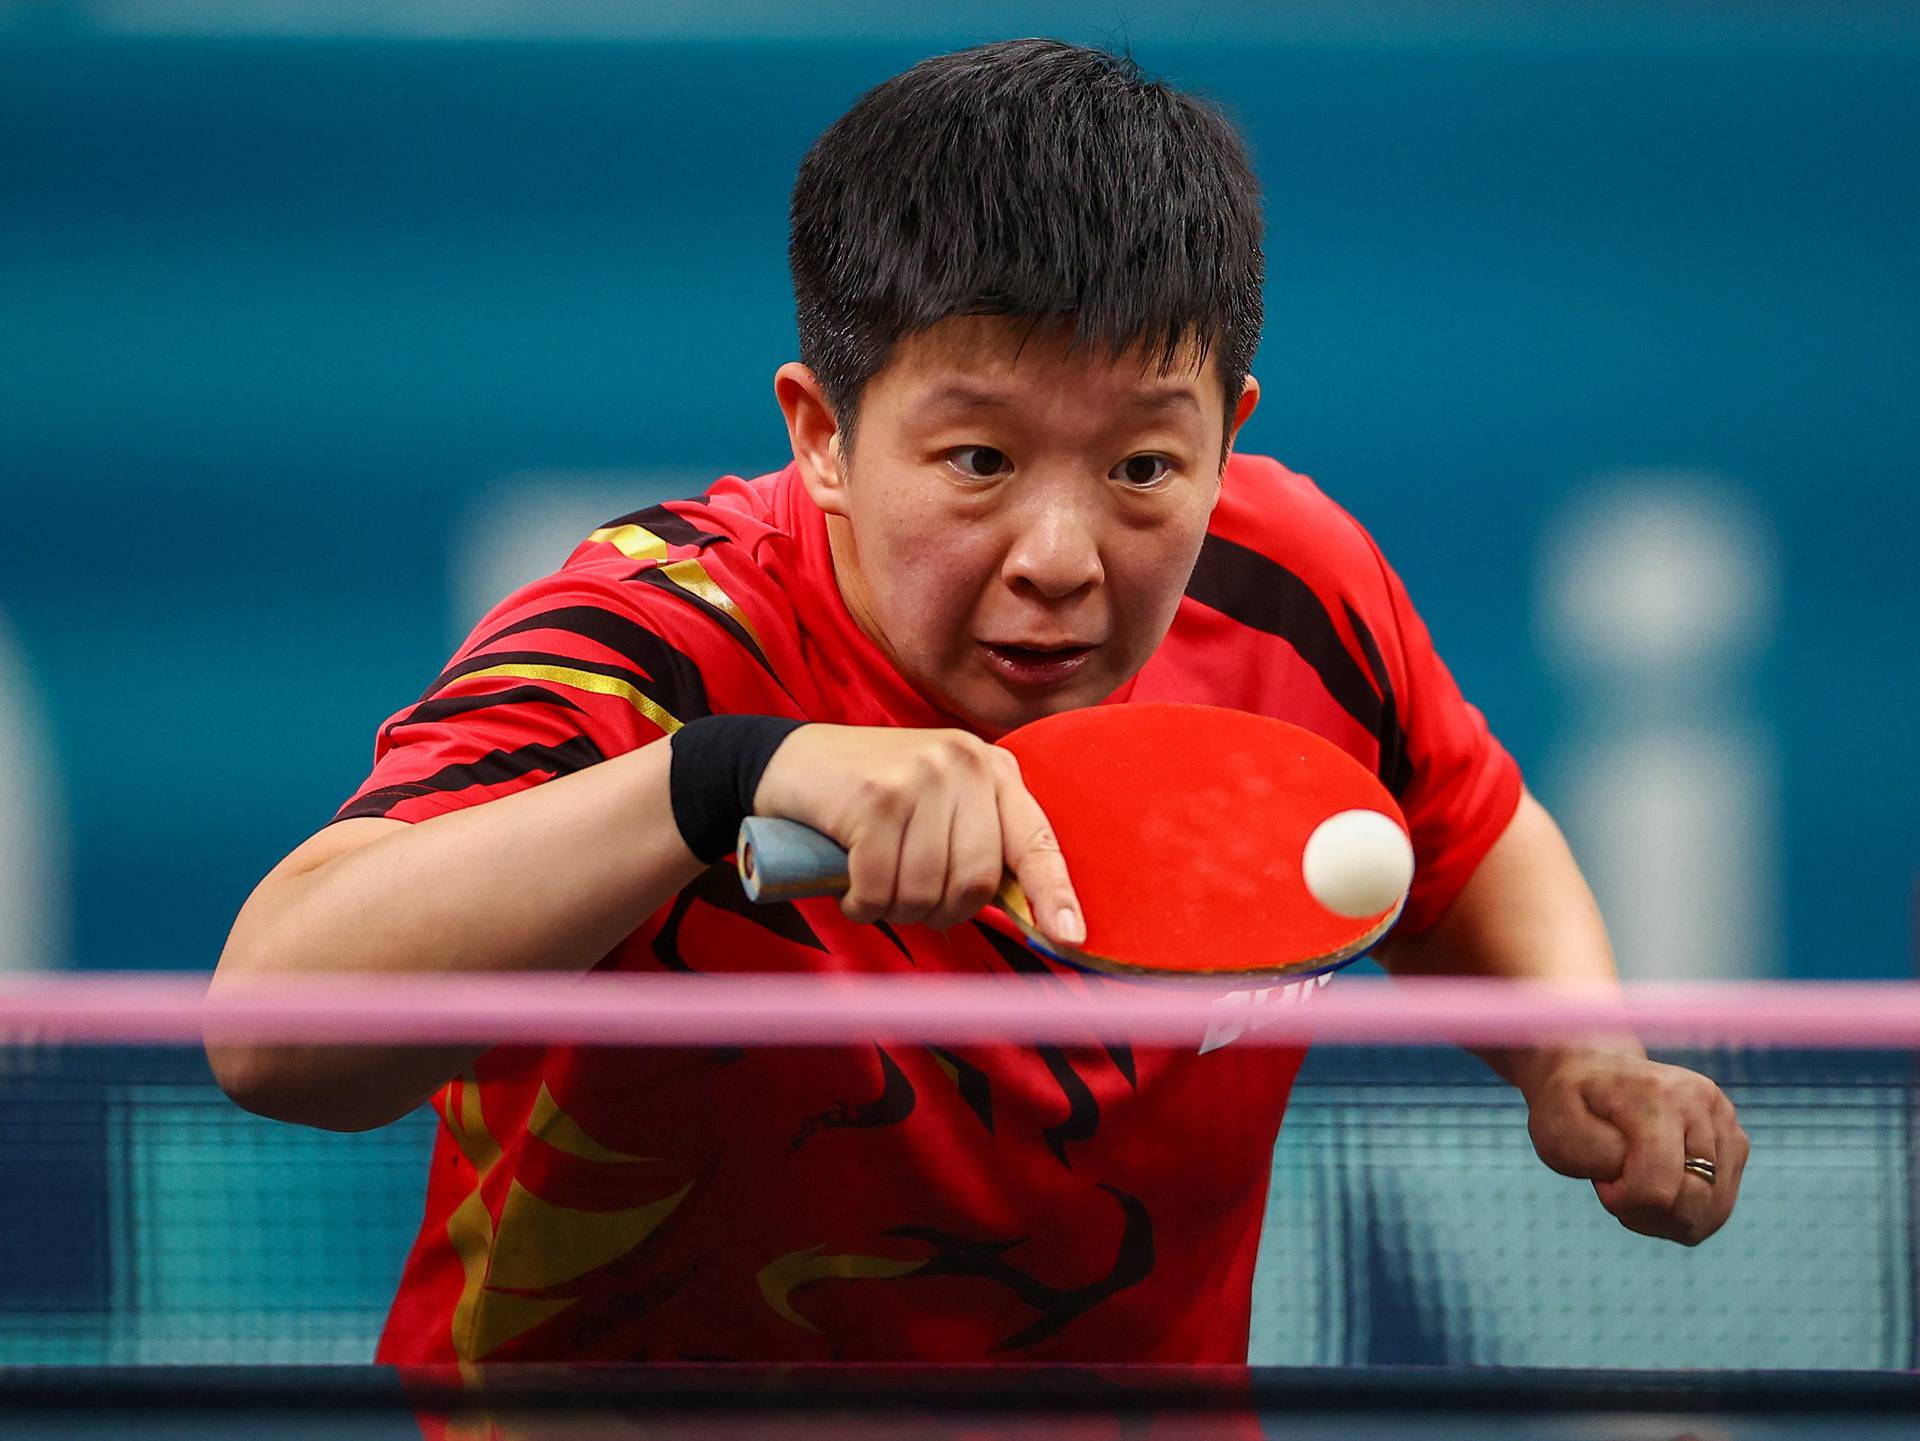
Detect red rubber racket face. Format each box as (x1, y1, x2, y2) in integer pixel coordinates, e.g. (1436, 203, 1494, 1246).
(993, 702, 1408, 978)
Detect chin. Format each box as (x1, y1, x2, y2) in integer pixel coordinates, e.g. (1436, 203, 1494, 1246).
(945, 674, 1112, 738)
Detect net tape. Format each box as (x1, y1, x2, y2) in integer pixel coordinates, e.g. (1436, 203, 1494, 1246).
(4, 975, 1920, 1048)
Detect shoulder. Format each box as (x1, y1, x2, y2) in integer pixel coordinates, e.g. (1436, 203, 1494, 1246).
(559, 471, 790, 605)
(456, 470, 803, 712)
(1139, 453, 1410, 760)
(1205, 453, 1388, 597)
(1183, 453, 1399, 659)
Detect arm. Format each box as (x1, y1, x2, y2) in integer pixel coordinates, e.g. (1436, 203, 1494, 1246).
(210, 723, 1081, 1133)
(209, 737, 705, 1131)
(1374, 789, 1750, 1245)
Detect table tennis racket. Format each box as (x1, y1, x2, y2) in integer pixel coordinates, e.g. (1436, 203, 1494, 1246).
(735, 702, 1413, 980)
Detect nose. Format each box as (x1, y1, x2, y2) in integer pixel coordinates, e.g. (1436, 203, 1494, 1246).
(1001, 491, 1105, 601)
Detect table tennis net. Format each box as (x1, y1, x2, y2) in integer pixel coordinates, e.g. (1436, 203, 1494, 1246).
(0, 1037, 1911, 1369)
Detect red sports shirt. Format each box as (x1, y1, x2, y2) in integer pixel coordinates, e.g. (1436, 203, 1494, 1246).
(339, 456, 1520, 1365)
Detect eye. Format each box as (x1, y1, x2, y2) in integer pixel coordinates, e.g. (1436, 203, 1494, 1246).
(1113, 454, 1174, 488)
(947, 446, 1012, 480)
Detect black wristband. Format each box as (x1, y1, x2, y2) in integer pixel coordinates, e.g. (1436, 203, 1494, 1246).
(668, 715, 806, 864)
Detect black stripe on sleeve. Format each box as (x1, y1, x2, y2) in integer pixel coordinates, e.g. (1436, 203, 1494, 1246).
(422, 647, 705, 722)
(1342, 602, 1415, 798)
(432, 607, 714, 723)
(468, 605, 711, 703)
(1183, 534, 1385, 740)
(597, 502, 727, 551)
(592, 501, 790, 685)
(380, 684, 590, 742)
(629, 567, 784, 686)
(333, 735, 607, 821)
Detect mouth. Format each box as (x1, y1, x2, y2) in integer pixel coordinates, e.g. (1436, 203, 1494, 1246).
(976, 640, 1097, 687)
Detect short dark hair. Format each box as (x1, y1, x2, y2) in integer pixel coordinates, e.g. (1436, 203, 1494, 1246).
(790, 38, 1264, 444)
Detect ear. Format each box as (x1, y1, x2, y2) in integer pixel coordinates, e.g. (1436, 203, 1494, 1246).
(1223, 373, 1261, 462)
(774, 362, 850, 517)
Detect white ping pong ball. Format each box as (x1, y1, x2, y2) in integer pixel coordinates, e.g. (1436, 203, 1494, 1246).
(1302, 809, 1414, 919)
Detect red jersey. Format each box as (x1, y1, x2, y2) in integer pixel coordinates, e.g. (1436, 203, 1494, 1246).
(339, 456, 1520, 1365)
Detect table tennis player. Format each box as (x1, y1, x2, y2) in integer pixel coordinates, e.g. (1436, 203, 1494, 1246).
(210, 39, 1748, 1365)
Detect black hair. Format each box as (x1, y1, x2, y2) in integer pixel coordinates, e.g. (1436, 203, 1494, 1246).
(790, 38, 1264, 446)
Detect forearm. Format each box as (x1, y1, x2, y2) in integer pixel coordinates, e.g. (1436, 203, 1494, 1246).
(210, 738, 704, 1128)
(1373, 789, 1643, 1096)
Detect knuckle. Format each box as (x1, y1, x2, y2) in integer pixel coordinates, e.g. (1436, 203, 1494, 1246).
(1626, 1091, 1664, 1124)
(933, 731, 985, 767)
(1546, 1073, 1585, 1107)
(1023, 825, 1065, 856)
(904, 751, 945, 790)
(1682, 1211, 1723, 1246)
(955, 877, 999, 913)
(856, 773, 912, 816)
(1638, 1178, 1682, 1212)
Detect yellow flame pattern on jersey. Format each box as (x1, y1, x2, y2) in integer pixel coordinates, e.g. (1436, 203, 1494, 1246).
(439, 1074, 691, 1361)
(528, 1083, 655, 1164)
(756, 1245, 927, 1333)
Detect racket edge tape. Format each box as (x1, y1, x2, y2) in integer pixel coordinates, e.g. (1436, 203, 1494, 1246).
(994, 876, 1404, 980)
(737, 817, 1406, 979)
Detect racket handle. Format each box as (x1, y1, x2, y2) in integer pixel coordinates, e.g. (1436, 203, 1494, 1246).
(737, 817, 851, 903)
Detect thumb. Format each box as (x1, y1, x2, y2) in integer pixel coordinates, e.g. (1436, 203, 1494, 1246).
(1529, 1088, 1628, 1182)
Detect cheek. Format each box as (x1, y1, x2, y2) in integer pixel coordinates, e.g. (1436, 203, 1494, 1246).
(867, 518, 998, 640)
(1106, 525, 1206, 638)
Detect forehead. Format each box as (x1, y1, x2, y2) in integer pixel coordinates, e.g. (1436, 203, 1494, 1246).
(871, 315, 1222, 411)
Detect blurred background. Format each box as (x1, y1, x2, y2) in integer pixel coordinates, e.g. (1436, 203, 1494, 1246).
(3, 0, 1919, 1374)
(2, 0, 1916, 985)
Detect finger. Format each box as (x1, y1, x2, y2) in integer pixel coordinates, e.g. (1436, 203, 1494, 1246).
(992, 755, 1084, 948)
(886, 784, 955, 927)
(1722, 1093, 1751, 1196)
(1588, 1078, 1687, 1221)
(1528, 1087, 1628, 1183)
(1667, 1108, 1721, 1242)
(1699, 1093, 1750, 1240)
(841, 799, 909, 926)
(930, 782, 1004, 930)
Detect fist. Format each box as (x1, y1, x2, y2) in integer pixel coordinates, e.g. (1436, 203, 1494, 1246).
(1523, 1052, 1749, 1245)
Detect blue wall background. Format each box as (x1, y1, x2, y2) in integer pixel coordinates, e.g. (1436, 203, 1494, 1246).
(2, 3, 1915, 977)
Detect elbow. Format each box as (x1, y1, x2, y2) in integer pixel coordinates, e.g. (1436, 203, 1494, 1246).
(204, 1043, 292, 1126)
(206, 1042, 411, 1133)
(208, 904, 400, 1132)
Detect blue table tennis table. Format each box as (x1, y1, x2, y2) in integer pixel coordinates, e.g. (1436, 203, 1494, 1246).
(1, 1365, 1915, 1439)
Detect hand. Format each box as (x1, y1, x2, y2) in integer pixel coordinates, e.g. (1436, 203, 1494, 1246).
(752, 724, 1084, 943)
(1520, 1051, 1749, 1245)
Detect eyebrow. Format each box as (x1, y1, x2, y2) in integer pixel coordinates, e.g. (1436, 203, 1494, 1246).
(923, 384, 1203, 414)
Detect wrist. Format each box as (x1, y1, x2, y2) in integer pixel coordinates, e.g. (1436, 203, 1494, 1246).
(668, 716, 806, 864)
(1495, 1037, 1647, 1103)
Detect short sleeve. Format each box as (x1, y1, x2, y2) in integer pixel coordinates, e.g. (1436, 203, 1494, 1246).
(333, 565, 783, 825)
(1361, 540, 1524, 935)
